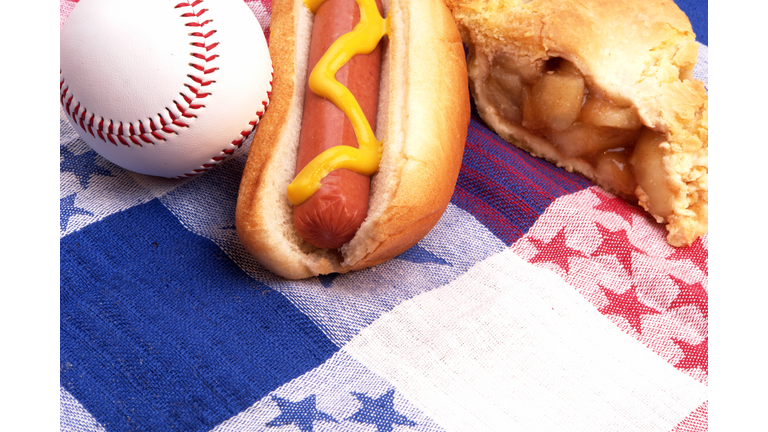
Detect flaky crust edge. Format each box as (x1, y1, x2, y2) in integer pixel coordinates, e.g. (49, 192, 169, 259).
(235, 0, 469, 279)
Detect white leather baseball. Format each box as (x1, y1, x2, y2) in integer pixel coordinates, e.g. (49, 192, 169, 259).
(60, 0, 272, 178)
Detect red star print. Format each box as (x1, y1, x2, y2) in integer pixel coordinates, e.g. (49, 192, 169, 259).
(591, 223, 645, 275)
(672, 337, 708, 374)
(667, 237, 708, 275)
(668, 275, 708, 319)
(590, 189, 643, 226)
(599, 285, 661, 334)
(528, 227, 586, 274)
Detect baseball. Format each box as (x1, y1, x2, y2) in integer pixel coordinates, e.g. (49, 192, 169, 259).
(60, 0, 272, 178)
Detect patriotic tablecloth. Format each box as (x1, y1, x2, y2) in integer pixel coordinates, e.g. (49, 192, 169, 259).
(60, 0, 709, 430)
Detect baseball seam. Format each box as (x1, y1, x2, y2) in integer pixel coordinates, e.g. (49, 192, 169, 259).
(178, 71, 273, 179)
(174, 0, 273, 178)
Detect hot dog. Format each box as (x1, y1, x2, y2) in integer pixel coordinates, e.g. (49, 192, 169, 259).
(293, 0, 383, 249)
(235, 0, 469, 279)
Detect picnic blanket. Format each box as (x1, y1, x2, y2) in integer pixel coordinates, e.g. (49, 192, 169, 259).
(60, 0, 709, 430)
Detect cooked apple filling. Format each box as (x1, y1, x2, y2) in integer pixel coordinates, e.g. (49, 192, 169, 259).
(483, 56, 673, 214)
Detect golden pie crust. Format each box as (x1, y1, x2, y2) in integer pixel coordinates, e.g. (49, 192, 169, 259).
(445, 0, 708, 247)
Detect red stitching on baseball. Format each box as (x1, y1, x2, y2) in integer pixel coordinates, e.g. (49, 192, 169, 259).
(191, 53, 217, 62)
(189, 63, 218, 74)
(60, 0, 218, 148)
(87, 114, 96, 137)
(189, 30, 216, 39)
(190, 41, 219, 52)
(180, 8, 208, 18)
(188, 73, 215, 85)
(186, 19, 212, 27)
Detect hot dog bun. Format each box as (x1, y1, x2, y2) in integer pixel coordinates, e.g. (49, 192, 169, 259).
(235, 0, 470, 279)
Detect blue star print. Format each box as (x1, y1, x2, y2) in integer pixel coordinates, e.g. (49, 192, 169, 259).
(266, 394, 337, 432)
(60, 193, 94, 231)
(348, 389, 416, 432)
(317, 273, 340, 288)
(397, 244, 450, 266)
(60, 146, 115, 188)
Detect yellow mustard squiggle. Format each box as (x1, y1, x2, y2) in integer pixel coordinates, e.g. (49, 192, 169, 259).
(287, 0, 390, 206)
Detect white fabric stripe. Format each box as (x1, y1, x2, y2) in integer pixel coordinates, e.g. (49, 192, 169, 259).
(60, 387, 106, 432)
(694, 42, 708, 89)
(344, 248, 707, 431)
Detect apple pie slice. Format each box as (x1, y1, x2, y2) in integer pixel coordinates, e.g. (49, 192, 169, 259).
(445, 0, 708, 247)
